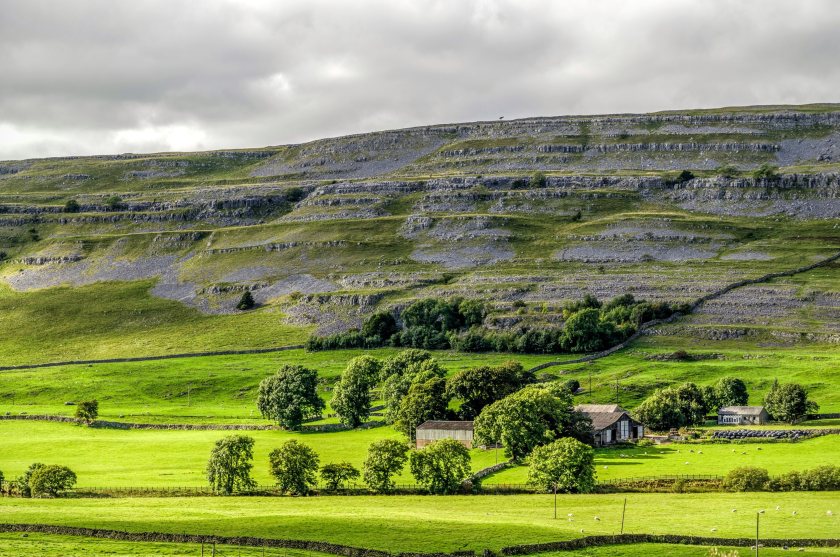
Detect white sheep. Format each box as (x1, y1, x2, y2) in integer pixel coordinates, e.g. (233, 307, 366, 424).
(710, 527, 717, 532)
(594, 516, 600, 521)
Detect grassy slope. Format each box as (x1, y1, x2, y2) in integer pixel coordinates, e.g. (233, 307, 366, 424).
(1, 493, 838, 552)
(0, 281, 311, 366)
(0, 421, 836, 487)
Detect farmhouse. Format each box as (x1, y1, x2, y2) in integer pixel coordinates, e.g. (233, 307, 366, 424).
(415, 420, 474, 448)
(575, 404, 645, 446)
(717, 406, 770, 425)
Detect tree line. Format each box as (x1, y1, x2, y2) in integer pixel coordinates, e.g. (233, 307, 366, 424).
(306, 294, 687, 354)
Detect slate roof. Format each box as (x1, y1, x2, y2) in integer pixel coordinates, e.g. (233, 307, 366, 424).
(575, 404, 624, 413)
(718, 406, 767, 416)
(416, 420, 474, 431)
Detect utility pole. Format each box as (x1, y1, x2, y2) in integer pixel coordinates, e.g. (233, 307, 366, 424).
(615, 380, 620, 406)
(553, 483, 557, 519)
(755, 512, 760, 557)
(589, 367, 593, 402)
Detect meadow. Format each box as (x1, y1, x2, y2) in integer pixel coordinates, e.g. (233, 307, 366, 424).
(0, 420, 836, 488)
(1, 493, 838, 552)
(0, 535, 838, 557)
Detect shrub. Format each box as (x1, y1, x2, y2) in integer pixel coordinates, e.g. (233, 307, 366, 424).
(206, 435, 256, 494)
(105, 196, 123, 210)
(767, 471, 802, 492)
(753, 163, 780, 181)
(28, 465, 77, 497)
(64, 199, 81, 213)
(531, 171, 547, 188)
(563, 379, 581, 393)
(410, 438, 472, 494)
(320, 462, 360, 491)
(74, 399, 98, 424)
(236, 291, 255, 310)
(363, 439, 409, 493)
(268, 440, 319, 495)
(527, 437, 595, 493)
(361, 312, 398, 342)
(799, 465, 840, 491)
(723, 466, 769, 492)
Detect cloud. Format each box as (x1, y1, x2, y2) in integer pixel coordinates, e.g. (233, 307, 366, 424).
(1, 0, 839, 159)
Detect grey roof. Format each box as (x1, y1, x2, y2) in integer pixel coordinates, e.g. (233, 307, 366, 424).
(416, 420, 474, 431)
(575, 404, 625, 413)
(718, 406, 767, 416)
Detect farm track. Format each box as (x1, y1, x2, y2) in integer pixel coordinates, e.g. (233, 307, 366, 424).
(0, 524, 837, 556)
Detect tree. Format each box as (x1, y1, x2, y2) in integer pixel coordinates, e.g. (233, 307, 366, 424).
(16, 463, 45, 497)
(409, 438, 472, 494)
(714, 377, 749, 408)
(257, 365, 325, 429)
(363, 439, 409, 493)
(236, 291, 255, 310)
(527, 437, 595, 493)
(531, 171, 547, 188)
(75, 399, 98, 424)
(331, 356, 382, 427)
(105, 196, 123, 210)
(459, 299, 488, 328)
(473, 385, 578, 461)
(28, 465, 77, 497)
(764, 382, 818, 424)
(634, 382, 710, 431)
(383, 356, 445, 424)
(447, 361, 534, 419)
(361, 312, 399, 342)
(206, 435, 256, 494)
(561, 308, 613, 353)
(268, 440, 320, 495)
(320, 462, 360, 491)
(64, 199, 81, 213)
(381, 349, 433, 382)
(395, 375, 450, 440)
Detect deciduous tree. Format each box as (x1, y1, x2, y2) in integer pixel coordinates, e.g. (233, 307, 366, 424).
(257, 365, 325, 430)
(527, 437, 595, 493)
(363, 439, 408, 493)
(206, 435, 256, 494)
(268, 440, 319, 495)
(409, 438, 472, 494)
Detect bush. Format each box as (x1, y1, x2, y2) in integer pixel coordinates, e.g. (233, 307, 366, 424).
(361, 312, 398, 342)
(74, 399, 98, 424)
(28, 465, 77, 497)
(753, 163, 780, 181)
(563, 379, 580, 393)
(767, 471, 802, 492)
(410, 438, 472, 494)
(723, 466, 769, 492)
(105, 196, 123, 210)
(320, 462, 360, 491)
(268, 440, 320, 495)
(531, 171, 547, 188)
(64, 199, 81, 213)
(799, 465, 840, 491)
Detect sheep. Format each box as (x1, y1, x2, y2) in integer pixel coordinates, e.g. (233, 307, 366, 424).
(594, 516, 600, 521)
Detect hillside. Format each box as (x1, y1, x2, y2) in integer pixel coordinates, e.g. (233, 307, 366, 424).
(1, 104, 839, 364)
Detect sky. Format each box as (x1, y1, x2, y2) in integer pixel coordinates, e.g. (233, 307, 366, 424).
(1, 0, 839, 160)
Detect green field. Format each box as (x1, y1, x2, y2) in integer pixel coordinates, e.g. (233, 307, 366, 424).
(0, 535, 837, 557)
(2, 337, 838, 422)
(485, 435, 840, 484)
(1, 493, 838, 552)
(0, 421, 836, 488)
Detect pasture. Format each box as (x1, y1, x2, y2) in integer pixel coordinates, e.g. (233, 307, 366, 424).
(1, 493, 838, 552)
(0, 421, 836, 488)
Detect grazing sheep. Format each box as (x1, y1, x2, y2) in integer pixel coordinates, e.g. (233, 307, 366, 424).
(792, 511, 797, 516)
(594, 516, 600, 521)
(732, 509, 737, 513)
(710, 528, 717, 532)
(827, 510, 833, 516)
(775, 506, 781, 511)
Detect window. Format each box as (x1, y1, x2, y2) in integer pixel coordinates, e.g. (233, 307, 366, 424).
(618, 419, 629, 439)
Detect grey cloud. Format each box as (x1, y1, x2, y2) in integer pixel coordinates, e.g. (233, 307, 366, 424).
(1, 0, 839, 159)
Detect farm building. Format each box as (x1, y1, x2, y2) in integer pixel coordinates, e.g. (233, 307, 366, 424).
(717, 406, 770, 425)
(415, 420, 474, 448)
(575, 404, 645, 446)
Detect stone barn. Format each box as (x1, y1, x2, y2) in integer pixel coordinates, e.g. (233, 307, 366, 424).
(415, 420, 474, 448)
(717, 406, 770, 425)
(575, 404, 645, 446)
